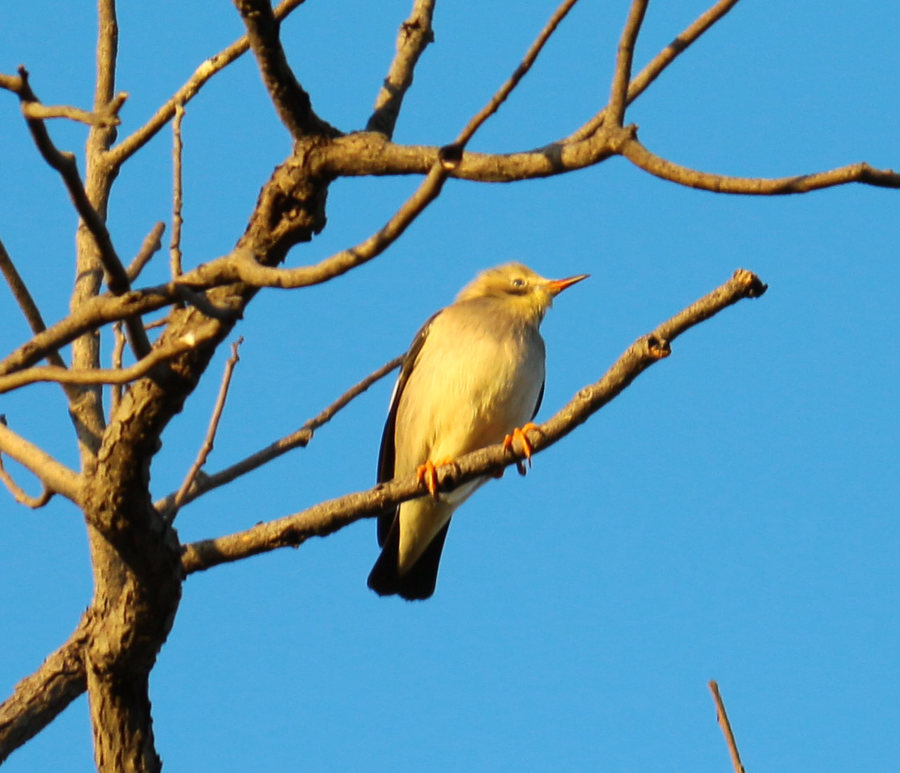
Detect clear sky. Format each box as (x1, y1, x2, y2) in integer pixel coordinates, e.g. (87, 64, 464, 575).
(1, 2, 898, 771)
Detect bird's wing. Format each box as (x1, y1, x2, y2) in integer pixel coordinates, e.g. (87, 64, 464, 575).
(376, 310, 440, 546)
(530, 379, 545, 421)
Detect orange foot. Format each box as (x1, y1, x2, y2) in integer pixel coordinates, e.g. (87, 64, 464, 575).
(415, 458, 454, 499)
(503, 422, 540, 474)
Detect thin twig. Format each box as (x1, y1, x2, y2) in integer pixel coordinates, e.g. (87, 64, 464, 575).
(0, 334, 212, 395)
(0, 419, 81, 503)
(127, 222, 166, 282)
(181, 269, 767, 573)
(108, 0, 309, 168)
(0, 465, 52, 508)
(0, 238, 79, 403)
(607, 0, 649, 127)
(170, 103, 185, 279)
(708, 681, 746, 773)
(11, 66, 151, 360)
(568, 0, 742, 142)
(168, 337, 244, 522)
(0, 239, 69, 373)
(0, 282, 179, 377)
(0, 417, 54, 508)
(155, 354, 402, 512)
(454, 0, 582, 150)
(620, 136, 900, 193)
(110, 321, 127, 414)
(366, 0, 436, 137)
(21, 99, 124, 128)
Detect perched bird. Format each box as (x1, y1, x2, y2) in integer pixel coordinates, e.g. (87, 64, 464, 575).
(367, 262, 588, 600)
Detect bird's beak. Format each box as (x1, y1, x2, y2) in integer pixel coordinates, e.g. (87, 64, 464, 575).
(545, 273, 589, 296)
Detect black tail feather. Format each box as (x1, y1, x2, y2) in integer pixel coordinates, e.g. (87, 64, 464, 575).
(367, 521, 451, 601)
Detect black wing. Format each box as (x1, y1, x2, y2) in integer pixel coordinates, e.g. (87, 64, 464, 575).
(376, 311, 440, 546)
(530, 379, 545, 421)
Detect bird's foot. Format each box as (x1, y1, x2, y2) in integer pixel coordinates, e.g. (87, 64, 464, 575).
(415, 459, 455, 500)
(503, 422, 540, 475)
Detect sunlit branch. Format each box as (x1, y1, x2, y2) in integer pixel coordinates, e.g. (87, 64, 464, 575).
(568, 0, 742, 142)
(708, 681, 746, 773)
(170, 104, 185, 279)
(7, 66, 150, 360)
(0, 420, 80, 503)
(0, 614, 90, 763)
(0, 447, 53, 509)
(126, 222, 166, 282)
(621, 135, 900, 192)
(0, 335, 210, 395)
(107, 0, 309, 168)
(607, 0, 649, 127)
(233, 0, 337, 139)
(167, 338, 243, 522)
(366, 0, 436, 137)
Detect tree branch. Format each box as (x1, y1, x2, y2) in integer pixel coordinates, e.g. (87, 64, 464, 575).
(0, 457, 52, 508)
(0, 333, 213, 395)
(167, 338, 243, 522)
(568, 0, 741, 142)
(453, 0, 583, 151)
(620, 135, 900, 193)
(0, 614, 90, 764)
(169, 104, 185, 279)
(607, 0, 649, 127)
(127, 222, 166, 283)
(181, 268, 766, 574)
(0, 283, 180, 377)
(107, 0, 309, 168)
(233, 0, 337, 139)
(0, 419, 81, 503)
(708, 680, 746, 773)
(155, 354, 402, 513)
(0, 237, 71, 377)
(20, 99, 124, 127)
(185, 0, 591, 293)
(366, 0, 436, 137)
(7, 66, 151, 361)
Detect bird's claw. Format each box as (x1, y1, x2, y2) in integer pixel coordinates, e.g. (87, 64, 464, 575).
(503, 423, 540, 472)
(416, 459, 455, 499)
(416, 460, 440, 499)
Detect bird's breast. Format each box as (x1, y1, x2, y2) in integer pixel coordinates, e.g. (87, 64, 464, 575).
(394, 305, 546, 472)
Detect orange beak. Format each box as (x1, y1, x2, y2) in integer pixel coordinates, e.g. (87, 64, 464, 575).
(546, 273, 589, 296)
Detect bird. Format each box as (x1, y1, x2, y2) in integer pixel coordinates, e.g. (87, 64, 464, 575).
(367, 262, 588, 600)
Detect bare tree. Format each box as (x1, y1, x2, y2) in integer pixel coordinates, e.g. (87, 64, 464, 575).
(0, 0, 895, 769)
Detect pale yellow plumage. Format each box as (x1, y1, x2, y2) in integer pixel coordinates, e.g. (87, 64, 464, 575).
(368, 263, 588, 600)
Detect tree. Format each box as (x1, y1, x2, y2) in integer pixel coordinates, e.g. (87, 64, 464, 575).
(1, 1, 897, 770)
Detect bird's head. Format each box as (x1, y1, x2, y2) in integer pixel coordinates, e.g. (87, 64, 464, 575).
(456, 262, 589, 325)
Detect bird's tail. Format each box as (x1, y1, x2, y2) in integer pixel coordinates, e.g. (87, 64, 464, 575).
(367, 521, 450, 601)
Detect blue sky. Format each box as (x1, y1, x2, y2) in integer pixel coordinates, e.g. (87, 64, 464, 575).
(1, 1, 898, 770)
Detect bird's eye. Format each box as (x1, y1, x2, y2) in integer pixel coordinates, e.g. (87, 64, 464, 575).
(511, 277, 526, 289)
